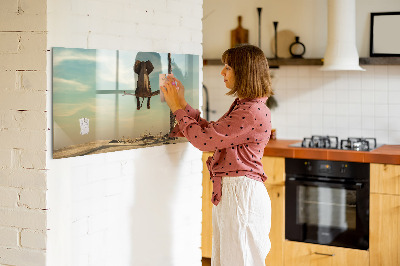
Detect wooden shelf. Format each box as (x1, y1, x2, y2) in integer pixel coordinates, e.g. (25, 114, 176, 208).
(202, 59, 223, 66)
(268, 58, 323, 67)
(203, 57, 400, 67)
(203, 58, 323, 67)
(359, 57, 400, 65)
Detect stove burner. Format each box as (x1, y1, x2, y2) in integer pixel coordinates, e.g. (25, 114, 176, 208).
(301, 135, 339, 149)
(295, 136, 378, 151)
(340, 137, 377, 151)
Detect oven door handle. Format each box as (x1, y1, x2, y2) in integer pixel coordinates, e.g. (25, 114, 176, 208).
(287, 177, 364, 189)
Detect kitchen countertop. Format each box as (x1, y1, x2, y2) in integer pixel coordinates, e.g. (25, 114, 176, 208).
(263, 139, 400, 165)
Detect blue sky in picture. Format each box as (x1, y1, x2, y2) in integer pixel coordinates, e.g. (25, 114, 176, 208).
(52, 47, 199, 150)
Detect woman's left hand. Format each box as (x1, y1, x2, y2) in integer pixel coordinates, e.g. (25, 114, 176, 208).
(160, 77, 183, 113)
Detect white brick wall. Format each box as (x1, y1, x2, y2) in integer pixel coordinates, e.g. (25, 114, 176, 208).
(46, 1, 203, 266)
(0, 227, 19, 247)
(0, 0, 48, 265)
(0, 187, 19, 208)
(21, 229, 47, 250)
(2, 0, 203, 265)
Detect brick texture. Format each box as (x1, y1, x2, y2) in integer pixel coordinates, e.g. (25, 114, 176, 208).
(0, 187, 19, 208)
(0, 0, 48, 264)
(0, 247, 46, 266)
(19, 189, 47, 209)
(0, 208, 47, 230)
(2, 0, 204, 266)
(21, 229, 47, 250)
(0, 227, 19, 247)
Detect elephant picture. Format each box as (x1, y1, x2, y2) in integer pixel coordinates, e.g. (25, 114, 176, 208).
(52, 47, 199, 159)
(133, 60, 160, 110)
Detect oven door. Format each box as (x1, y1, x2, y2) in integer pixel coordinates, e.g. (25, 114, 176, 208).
(285, 177, 369, 250)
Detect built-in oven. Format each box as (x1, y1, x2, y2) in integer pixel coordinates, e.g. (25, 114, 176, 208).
(285, 158, 370, 250)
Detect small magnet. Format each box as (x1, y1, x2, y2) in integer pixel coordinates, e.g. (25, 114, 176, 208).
(79, 118, 89, 135)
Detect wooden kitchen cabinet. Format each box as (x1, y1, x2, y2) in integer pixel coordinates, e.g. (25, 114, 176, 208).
(264, 184, 285, 266)
(370, 163, 400, 195)
(370, 163, 400, 266)
(201, 154, 286, 266)
(370, 193, 400, 266)
(202, 152, 213, 258)
(284, 241, 369, 266)
(261, 156, 285, 185)
(262, 156, 285, 266)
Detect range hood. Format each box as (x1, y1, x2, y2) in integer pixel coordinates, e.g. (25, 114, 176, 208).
(320, 0, 365, 71)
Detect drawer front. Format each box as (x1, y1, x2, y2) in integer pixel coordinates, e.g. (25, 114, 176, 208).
(284, 241, 369, 266)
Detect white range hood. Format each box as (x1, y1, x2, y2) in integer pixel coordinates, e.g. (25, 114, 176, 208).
(320, 0, 365, 71)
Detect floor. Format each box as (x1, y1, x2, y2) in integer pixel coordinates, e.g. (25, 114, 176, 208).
(202, 257, 211, 266)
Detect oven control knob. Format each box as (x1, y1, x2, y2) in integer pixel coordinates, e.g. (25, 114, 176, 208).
(304, 161, 312, 171)
(340, 164, 347, 174)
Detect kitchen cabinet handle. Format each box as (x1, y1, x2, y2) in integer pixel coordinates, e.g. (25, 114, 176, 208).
(314, 252, 335, 257)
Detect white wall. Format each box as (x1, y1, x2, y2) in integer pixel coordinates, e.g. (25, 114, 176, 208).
(0, 0, 48, 265)
(203, 0, 326, 59)
(272, 65, 400, 144)
(203, 0, 400, 145)
(204, 64, 400, 145)
(203, 0, 400, 58)
(46, 0, 203, 266)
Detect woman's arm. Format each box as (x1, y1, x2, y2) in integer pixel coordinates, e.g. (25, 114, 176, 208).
(173, 106, 257, 152)
(161, 77, 210, 139)
(172, 78, 210, 127)
(181, 104, 210, 128)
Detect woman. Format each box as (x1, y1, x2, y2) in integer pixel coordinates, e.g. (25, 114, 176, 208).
(161, 44, 273, 266)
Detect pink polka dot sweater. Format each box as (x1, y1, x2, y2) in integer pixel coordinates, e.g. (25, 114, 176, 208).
(171, 97, 271, 206)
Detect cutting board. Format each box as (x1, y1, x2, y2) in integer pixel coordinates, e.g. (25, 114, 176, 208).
(231, 16, 249, 48)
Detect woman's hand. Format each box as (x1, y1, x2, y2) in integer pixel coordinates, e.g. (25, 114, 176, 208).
(160, 77, 184, 113)
(173, 78, 187, 108)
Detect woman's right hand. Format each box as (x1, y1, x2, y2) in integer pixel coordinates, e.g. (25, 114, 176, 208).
(170, 77, 187, 109)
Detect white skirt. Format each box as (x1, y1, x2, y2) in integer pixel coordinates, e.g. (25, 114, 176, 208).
(212, 176, 271, 266)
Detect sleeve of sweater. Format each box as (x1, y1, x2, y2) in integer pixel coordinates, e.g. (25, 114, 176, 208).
(172, 105, 257, 152)
(169, 104, 211, 137)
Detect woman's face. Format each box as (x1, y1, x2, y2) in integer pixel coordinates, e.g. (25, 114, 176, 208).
(220, 64, 235, 89)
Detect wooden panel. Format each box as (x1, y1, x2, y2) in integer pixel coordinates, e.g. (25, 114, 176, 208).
(327, 149, 366, 163)
(284, 241, 369, 266)
(370, 163, 400, 195)
(370, 193, 400, 266)
(267, 58, 323, 66)
(201, 152, 213, 258)
(263, 156, 285, 266)
(293, 148, 329, 161)
(263, 140, 400, 165)
(365, 153, 400, 164)
(204, 57, 400, 67)
(261, 156, 285, 185)
(265, 185, 285, 266)
(263, 139, 298, 158)
(203, 58, 324, 67)
(360, 57, 400, 65)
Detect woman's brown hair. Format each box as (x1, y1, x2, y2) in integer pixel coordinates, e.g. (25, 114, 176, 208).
(221, 44, 273, 99)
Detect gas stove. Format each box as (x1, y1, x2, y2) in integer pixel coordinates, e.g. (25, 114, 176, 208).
(289, 135, 381, 151)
